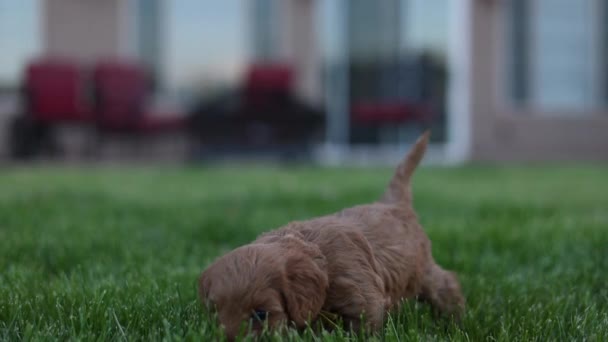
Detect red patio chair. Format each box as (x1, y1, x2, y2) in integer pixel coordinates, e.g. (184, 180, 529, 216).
(93, 60, 184, 133)
(24, 59, 92, 123)
(243, 63, 294, 109)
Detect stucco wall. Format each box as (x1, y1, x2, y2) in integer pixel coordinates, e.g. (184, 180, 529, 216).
(483, 114, 608, 161)
(43, 0, 128, 63)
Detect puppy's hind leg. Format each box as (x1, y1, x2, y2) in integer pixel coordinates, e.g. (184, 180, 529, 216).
(419, 263, 465, 321)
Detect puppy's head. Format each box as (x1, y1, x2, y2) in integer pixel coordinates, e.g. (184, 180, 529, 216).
(198, 234, 328, 339)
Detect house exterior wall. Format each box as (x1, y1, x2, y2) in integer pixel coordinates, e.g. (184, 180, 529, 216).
(486, 114, 608, 161)
(43, 0, 131, 63)
(466, 0, 608, 162)
(43, 0, 164, 82)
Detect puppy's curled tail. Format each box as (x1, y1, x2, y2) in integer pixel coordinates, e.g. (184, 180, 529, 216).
(381, 131, 430, 206)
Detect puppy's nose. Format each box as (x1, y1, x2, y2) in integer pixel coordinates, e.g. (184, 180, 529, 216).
(222, 325, 239, 342)
(223, 330, 236, 342)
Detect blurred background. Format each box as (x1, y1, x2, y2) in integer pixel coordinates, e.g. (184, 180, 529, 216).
(0, 0, 606, 165)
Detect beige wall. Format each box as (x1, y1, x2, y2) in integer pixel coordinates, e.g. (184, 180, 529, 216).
(278, 0, 321, 104)
(487, 114, 608, 161)
(43, 0, 129, 63)
(467, 0, 608, 162)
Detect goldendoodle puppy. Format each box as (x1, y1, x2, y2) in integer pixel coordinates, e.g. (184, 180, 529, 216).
(199, 132, 464, 339)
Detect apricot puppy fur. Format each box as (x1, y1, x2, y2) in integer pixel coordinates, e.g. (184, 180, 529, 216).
(198, 132, 465, 339)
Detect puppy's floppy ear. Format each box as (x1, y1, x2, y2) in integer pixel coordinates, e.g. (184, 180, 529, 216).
(278, 235, 329, 328)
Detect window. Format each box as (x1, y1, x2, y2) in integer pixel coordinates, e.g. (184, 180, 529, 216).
(0, 0, 40, 88)
(251, 0, 279, 61)
(166, 0, 246, 91)
(508, 0, 606, 112)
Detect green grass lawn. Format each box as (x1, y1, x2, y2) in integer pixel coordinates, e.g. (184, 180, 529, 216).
(0, 165, 607, 341)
